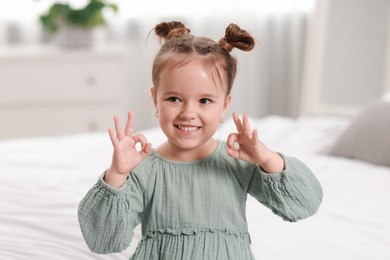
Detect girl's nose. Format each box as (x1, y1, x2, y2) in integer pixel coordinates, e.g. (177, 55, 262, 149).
(179, 104, 196, 119)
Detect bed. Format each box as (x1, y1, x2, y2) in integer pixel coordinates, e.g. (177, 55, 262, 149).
(1, 100, 390, 259)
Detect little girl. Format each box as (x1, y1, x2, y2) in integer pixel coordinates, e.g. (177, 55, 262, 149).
(78, 21, 323, 259)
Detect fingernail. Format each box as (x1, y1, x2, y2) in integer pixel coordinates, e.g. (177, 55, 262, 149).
(233, 142, 240, 150)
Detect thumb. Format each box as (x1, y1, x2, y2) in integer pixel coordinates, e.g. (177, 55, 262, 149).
(227, 133, 238, 149)
(132, 133, 151, 158)
(226, 133, 240, 158)
(140, 143, 152, 158)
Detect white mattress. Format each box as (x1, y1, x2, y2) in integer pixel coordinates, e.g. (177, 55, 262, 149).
(1, 115, 389, 259)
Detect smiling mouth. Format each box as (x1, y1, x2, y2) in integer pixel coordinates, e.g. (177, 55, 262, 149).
(175, 125, 200, 132)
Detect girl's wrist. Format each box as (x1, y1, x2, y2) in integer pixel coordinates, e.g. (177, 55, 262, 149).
(258, 151, 285, 174)
(104, 168, 129, 188)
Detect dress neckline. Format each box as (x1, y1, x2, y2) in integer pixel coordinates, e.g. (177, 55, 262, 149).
(151, 140, 223, 166)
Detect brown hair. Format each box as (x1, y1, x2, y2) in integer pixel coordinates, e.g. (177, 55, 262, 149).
(152, 21, 255, 95)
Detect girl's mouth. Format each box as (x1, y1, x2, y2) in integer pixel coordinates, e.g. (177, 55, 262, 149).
(175, 125, 200, 132)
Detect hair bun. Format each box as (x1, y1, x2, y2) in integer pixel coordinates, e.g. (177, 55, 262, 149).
(154, 21, 190, 41)
(219, 23, 255, 52)
(218, 38, 233, 52)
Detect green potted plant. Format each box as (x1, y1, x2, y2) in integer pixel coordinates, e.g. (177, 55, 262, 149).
(39, 0, 118, 48)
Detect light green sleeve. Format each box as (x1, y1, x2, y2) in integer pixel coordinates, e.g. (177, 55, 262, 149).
(77, 171, 144, 254)
(248, 154, 323, 222)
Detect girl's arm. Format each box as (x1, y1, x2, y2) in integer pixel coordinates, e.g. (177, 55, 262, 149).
(78, 110, 151, 253)
(248, 155, 323, 222)
(78, 171, 144, 253)
(227, 113, 323, 221)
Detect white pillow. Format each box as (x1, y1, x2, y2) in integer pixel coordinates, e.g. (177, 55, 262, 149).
(329, 101, 390, 167)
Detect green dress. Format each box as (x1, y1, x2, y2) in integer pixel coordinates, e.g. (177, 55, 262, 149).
(78, 141, 323, 259)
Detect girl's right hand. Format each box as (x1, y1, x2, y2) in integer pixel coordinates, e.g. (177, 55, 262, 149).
(104, 110, 152, 187)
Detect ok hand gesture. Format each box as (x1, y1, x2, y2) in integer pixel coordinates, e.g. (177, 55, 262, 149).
(105, 110, 152, 187)
(227, 113, 284, 173)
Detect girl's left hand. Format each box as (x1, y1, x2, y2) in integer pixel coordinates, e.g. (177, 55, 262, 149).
(227, 113, 274, 166)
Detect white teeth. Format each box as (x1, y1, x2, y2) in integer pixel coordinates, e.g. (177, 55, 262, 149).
(177, 125, 199, 132)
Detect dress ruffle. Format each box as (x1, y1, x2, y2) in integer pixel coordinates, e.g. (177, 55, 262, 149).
(142, 227, 251, 241)
(131, 227, 253, 260)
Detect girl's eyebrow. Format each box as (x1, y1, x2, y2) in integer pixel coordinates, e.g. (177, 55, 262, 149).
(200, 93, 218, 99)
(161, 91, 218, 99)
(161, 91, 180, 96)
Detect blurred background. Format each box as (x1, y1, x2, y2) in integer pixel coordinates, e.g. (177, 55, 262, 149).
(0, 0, 389, 139)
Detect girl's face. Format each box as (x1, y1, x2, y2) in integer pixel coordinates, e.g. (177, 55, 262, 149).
(152, 61, 231, 155)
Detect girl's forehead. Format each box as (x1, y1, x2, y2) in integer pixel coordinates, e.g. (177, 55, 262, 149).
(158, 60, 228, 93)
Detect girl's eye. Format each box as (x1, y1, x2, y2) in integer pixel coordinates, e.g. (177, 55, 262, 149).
(167, 97, 181, 103)
(200, 98, 212, 104)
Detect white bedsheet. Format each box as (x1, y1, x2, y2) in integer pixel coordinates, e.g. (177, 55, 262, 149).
(0, 115, 389, 259)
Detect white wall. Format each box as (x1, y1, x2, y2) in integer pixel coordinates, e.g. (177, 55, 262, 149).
(301, 0, 390, 116)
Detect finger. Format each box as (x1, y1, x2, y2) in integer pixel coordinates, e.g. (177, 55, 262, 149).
(113, 115, 125, 140)
(135, 134, 152, 158)
(108, 128, 119, 147)
(227, 148, 240, 159)
(252, 129, 259, 142)
(140, 143, 152, 157)
(242, 115, 252, 136)
(227, 146, 240, 159)
(232, 112, 244, 133)
(132, 133, 148, 148)
(227, 133, 239, 149)
(124, 110, 134, 136)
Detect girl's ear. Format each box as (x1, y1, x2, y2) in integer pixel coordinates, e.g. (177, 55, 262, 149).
(150, 87, 157, 107)
(221, 94, 231, 119)
(223, 95, 232, 112)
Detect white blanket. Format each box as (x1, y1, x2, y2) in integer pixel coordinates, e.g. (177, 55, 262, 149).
(1, 115, 389, 259)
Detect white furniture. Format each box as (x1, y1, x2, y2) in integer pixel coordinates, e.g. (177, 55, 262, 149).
(0, 44, 151, 139)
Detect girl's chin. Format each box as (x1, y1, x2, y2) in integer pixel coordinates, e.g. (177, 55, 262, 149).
(168, 138, 216, 152)
(171, 140, 203, 150)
